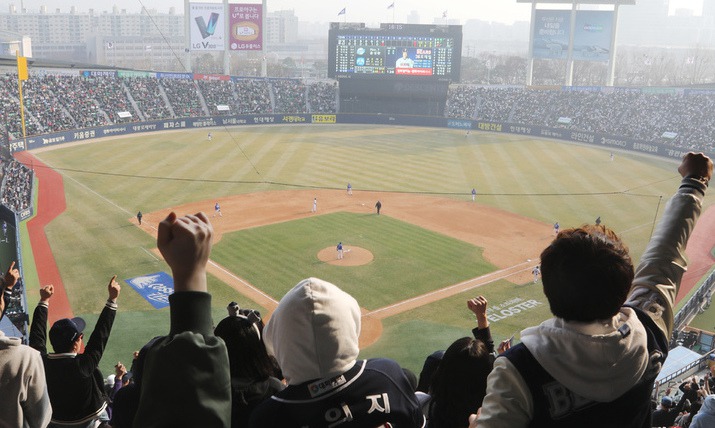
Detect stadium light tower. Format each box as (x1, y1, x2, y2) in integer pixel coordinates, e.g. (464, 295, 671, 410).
(518, 0, 635, 86)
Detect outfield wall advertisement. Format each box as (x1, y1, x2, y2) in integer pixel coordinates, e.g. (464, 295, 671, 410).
(190, 3, 225, 51)
(13, 113, 710, 162)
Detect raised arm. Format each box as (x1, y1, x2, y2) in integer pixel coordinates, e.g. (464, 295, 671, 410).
(29, 285, 54, 354)
(79, 275, 120, 375)
(133, 212, 231, 427)
(626, 152, 712, 339)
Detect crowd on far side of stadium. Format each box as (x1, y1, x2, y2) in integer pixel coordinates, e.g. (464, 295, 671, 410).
(446, 86, 715, 152)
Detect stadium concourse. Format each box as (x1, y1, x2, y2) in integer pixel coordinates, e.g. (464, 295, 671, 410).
(2, 71, 715, 426)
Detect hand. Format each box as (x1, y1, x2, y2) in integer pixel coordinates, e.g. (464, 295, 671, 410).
(498, 338, 512, 354)
(40, 285, 54, 303)
(3, 261, 19, 290)
(108, 275, 120, 302)
(157, 212, 212, 292)
(467, 296, 489, 329)
(114, 361, 127, 378)
(678, 152, 713, 182)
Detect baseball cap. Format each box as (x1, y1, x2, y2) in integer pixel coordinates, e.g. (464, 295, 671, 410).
(661, 396, 674, 408)
(49, 317, 86, 352)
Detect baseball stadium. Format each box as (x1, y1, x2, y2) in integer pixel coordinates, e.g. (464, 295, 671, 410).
(2, 2, 715, 427)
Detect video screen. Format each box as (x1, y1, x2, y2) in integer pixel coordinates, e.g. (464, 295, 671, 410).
(328, 23, 462, 82)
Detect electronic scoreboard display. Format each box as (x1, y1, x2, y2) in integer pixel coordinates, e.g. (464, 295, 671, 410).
(328, 23, 462, 82)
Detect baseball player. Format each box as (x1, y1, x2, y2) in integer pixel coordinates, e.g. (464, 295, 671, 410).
(553, 222, 560, 235)
(375, 200, 382, 215)
(136, 211, 142, 226)
(347, 183, 352, 196)
(532, 265, 541, 283)
(337, 242, 343, 260)
(312, 198, 317, 213)
(595, 216, 602, 226)
(208, 132, 213, 141)
(214, 202, 222, 217)
(2, 221, 7, 242)
(472, 188, 477, 202)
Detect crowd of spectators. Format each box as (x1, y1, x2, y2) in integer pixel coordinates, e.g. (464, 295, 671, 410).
(306, 81, 337, 114)
(197, 79, 240, 117)
(160, 79, 206, 119)
(123, 77, 172, 121)
(235, 79, 272, 114)
(271, 79, 307, 114)
(446, 86, 715, 152)
(0, 158, 32, 213)
(2, 71, 715, 153)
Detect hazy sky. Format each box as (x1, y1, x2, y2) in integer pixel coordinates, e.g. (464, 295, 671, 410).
(0, 0, 704, 25)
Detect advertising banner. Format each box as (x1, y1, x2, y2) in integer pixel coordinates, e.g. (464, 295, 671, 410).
(190, 3, 225, 51)
(125, 272, 174, 309)
(532, 10, 570, 60)
(229, 3, 263, 51)
(572, 11, 613, 62)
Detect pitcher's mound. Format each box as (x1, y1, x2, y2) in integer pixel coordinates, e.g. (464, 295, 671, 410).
(318, 246, 374, 266)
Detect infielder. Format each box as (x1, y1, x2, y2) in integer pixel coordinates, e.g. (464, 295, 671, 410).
(532, 265, 541, 283)
(214, 202, 222, 217)
(312, 198, 317, 213)
(347, 183, 352, 196)
(472, 188, 477, 201)
(337, 242, 343, 260)
(553, 222, 560, 235)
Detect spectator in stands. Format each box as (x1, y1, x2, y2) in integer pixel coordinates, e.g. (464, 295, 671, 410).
(132, 212, 231, 427)
(214, 313, 284, 426)
(0, 261, 52, 428)
(420, 296, 495, 427)
(691, 394, 715, 428)
(475, 152, 713, 427)
(249, 277, 425, 427)
(110, 336, 162, 428)
(30, 276, 120, 427)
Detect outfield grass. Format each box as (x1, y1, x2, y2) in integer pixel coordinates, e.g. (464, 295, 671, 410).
(27, 125, 708, 375)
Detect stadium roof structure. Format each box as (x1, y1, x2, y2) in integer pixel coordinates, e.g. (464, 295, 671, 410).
(656, 345, 704, 383)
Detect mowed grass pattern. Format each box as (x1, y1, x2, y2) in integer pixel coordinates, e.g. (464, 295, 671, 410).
(211, 212, 493, 310)
(29, 124, 704, 374)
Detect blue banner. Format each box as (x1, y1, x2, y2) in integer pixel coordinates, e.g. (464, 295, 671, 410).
(125, 272, 174, 309)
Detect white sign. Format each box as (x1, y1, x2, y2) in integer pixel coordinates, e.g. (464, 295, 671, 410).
(190, 3, 225, 51)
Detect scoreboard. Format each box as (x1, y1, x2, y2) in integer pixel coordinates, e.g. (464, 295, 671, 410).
(328, 23, 462, 82)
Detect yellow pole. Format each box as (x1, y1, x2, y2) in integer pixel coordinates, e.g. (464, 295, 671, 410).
(16, 51, 28, 151)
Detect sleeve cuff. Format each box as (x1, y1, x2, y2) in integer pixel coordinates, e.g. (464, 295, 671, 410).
(105, 300, 118, 310)
(679, 177, 708, 200)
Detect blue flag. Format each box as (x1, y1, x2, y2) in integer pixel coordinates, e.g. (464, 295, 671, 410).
(338, 7, 346, 16)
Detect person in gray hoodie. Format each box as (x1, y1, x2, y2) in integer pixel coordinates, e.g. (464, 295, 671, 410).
(249, 277, 425, 427)
(474, 152, 712, 427)
(691, 395, 715, 428)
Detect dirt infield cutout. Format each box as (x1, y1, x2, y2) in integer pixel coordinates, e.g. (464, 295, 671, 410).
(317, 246, 374, 266)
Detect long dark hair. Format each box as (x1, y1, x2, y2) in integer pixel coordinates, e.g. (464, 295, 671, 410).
(214, 315, 275, 382)
(428, 337, 492, 427)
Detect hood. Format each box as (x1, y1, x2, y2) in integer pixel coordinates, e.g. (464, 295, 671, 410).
(701, 394, 715, 414)
(264, 278, 361, 385)
(520, 307, 648, 402)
